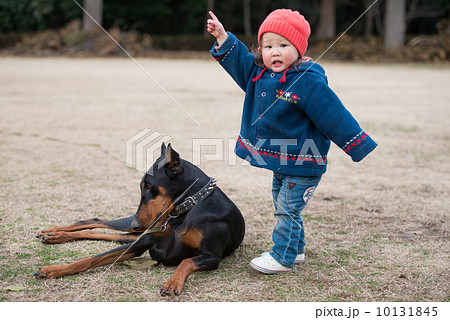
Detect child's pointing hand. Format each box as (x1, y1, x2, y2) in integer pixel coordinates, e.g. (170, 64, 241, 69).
(207, 11, 228, 50)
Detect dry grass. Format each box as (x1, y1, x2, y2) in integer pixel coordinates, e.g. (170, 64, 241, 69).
(0, 57, 448, 302)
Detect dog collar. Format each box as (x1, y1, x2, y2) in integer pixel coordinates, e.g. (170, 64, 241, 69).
(173, 177, 217, 215)
(142, 178, 217, 235)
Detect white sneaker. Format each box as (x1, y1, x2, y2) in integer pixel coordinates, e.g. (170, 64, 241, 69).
(250, 253, 292, 274)
(261, 252, 305, 264)
(295, 253, 305, 264)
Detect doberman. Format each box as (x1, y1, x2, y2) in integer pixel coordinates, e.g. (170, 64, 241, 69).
(34, 143, 245, 296)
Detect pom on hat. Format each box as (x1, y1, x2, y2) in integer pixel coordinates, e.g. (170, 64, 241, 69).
(258, 9, 311, 57)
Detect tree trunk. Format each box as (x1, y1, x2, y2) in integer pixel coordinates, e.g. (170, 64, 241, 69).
(363, 0, 374, 37)
(244, 0, 252, 37)
(82, 0, 103, 31)
(317, 0, 336, 40)
(374, 0, 383, 36)
(384, 0, 406, 50)
(204, 0, 215, 37)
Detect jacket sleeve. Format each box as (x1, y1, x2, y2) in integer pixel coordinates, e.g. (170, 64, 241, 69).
(210, 32, 259, 92)
(303, 79, 378, 162)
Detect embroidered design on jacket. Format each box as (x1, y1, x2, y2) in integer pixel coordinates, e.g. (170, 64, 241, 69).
(343, 131, 368, 154)
(214, 41, 236, 62)
(276, 90, 299, 104)
(237, 136, 327, 164)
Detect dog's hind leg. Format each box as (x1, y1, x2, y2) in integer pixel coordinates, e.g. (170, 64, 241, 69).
(38, 230, 140, 244)
(40, 216, 136, 233)
(37, 216, 140, 244)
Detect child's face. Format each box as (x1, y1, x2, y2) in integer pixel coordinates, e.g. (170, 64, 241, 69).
(260, 33, 299, 73)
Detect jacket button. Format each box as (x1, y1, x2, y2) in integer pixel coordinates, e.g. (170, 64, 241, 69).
(270, 73, 276, 78)
(261, 92, 266, 97)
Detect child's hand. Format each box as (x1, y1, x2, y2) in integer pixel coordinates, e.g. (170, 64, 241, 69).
(207, 11, 228, 50)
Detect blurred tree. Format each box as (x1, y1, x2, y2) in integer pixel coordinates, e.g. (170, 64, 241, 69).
(384, 0, 406, 50)
(363, 0, 374, 37)
(317, 0, 336, 39)
(405, 0, 450, 34)
(82, 0, 103, 31)
(363, 0, 381, 37)
(244, 0, 252, 37)
(0, 0, 448, 40)
(203, 0, 214, 37)
(0, 0, 81, 32)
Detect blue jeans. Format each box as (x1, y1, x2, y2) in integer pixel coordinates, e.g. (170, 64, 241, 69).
(270, 173, 322, 268)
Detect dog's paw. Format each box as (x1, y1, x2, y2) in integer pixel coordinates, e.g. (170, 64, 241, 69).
(160, 277, 184, 296)
(36, 230, 49, 239)
(36, 227, 59, 235)
(32, 265, 65, 279)
(36, 228, 59, 240)
(36, 231, 73, 244)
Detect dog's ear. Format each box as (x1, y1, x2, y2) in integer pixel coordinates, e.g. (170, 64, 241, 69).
(160, 142, 167, 156)
(164, 143, 183, 177)
(150, 142, 170, 175)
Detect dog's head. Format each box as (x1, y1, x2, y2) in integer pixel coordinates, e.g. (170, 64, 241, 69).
(131, 143, 188, 231)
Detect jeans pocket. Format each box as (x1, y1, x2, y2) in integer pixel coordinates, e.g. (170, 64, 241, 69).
(285, 176, 321, 215)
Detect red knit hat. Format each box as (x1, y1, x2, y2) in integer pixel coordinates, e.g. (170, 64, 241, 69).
(258, 9, 311, 58)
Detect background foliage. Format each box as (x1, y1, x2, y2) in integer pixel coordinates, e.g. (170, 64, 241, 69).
(1, 0, 449, 36)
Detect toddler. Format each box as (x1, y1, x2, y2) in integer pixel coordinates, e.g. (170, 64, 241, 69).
(207, 9, 377, 274)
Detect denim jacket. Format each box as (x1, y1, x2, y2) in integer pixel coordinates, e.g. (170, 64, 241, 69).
(211, 32, 377, 176)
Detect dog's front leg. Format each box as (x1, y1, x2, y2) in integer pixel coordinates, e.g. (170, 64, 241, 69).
(160, 253, 220, 296)
(33, 242, 146, 279)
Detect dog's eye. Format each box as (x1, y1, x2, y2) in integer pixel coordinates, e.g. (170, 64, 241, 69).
(143, 184, 158, 197)
(150, 185, 159, 197)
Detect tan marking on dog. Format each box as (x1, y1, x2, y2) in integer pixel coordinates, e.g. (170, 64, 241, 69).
(137, 187, 173, 229)
(181, 228, 203, 249)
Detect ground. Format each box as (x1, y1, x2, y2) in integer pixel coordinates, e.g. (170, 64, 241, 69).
(0, 57, 448, 302)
